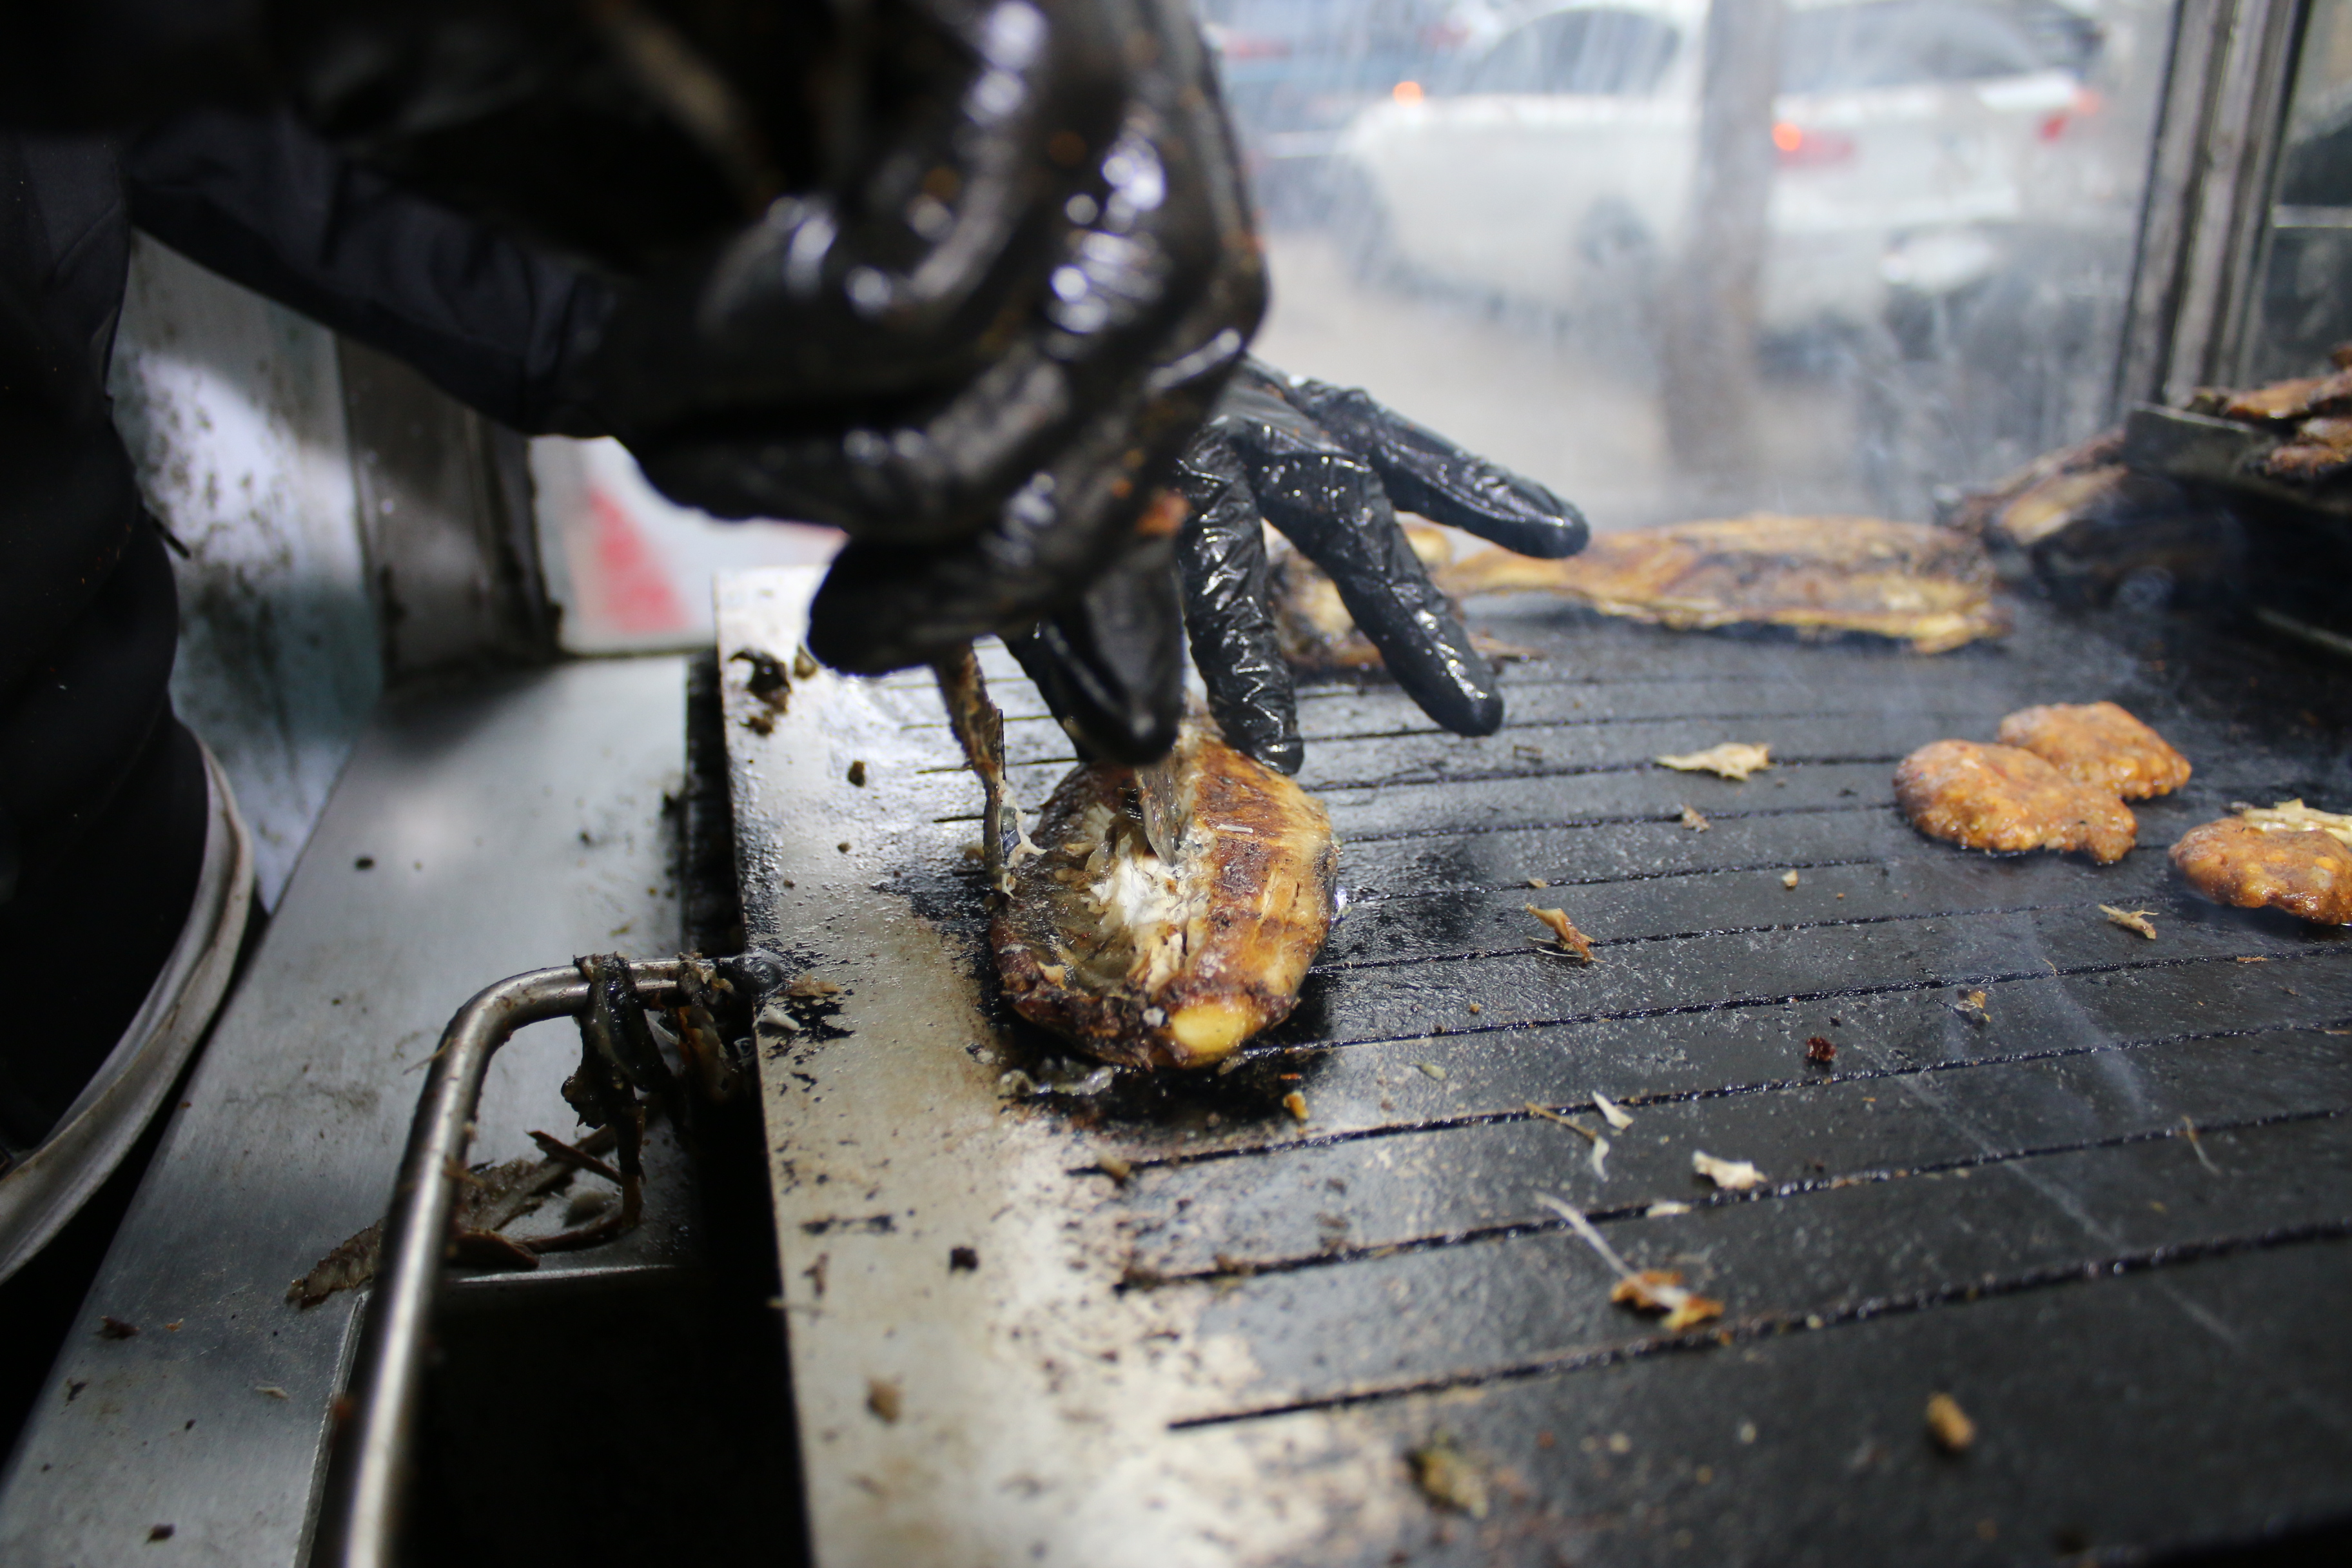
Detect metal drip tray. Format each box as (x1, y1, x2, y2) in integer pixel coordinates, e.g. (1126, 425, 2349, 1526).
(718, 567, 2352, 1567)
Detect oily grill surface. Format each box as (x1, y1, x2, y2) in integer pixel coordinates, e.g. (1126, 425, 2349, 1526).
(720, 569, 2352, 1568)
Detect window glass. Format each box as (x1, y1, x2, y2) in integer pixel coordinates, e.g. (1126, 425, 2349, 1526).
(1781, 3, 2048, 93)
(2244, 0, 2352, 381)
(1466, 9, 1684, 95)
(1228, 0, 2177, 527)
(545, 0, 2188, 646)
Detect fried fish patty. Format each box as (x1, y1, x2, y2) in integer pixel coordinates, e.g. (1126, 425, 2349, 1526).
(1994, 701, 2190, 800)
(1436, 514, 2010, 654)
(1894, 740, 2136, 863)
(2170, 818, 2352, 924)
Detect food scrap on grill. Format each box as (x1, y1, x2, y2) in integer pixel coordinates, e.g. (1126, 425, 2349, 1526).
(1526, 1101, 1612, 1176)
(934, 647, 1036, 897)
(1995, 701, 2190, 799)
(1894, 740, 2136, 863)
(1692, 1151, 1766, 1191)
(1925, 1393, 1977, 1454)
(1658, 741, 1772, 781)
(2234, 798, 2352, 841)
(992, 716, 1339, 1070)
(1408, 1432, 1491, 1518)
(1537, 1193, 1724, 1329)
(2171, 801, 2352, 925)
(1526, 905, 1598, 962)
(2101, 905, 2159, 939)
(1436, 514, 2010, 653)
(1609, 1269, 1725, 1331)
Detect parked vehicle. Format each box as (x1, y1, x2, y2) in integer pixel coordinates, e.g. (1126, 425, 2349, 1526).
(1202, 0, 1458, 157)
(1329, 0, 2104, 335)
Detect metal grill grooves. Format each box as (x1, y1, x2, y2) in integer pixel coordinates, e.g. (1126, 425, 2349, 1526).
(728, 574, 2352, 1565)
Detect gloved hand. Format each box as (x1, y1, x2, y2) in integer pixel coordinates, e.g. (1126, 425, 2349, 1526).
(150, 0, 1266, 685)
(1008, 358, 1588, 772)
(584, 0, 1268, 681)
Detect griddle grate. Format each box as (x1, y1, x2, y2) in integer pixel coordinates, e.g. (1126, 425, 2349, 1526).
(725, 571, 2352, 1566)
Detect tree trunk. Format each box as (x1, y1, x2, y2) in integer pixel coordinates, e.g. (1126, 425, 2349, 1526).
(1661, 0, 1785, 493)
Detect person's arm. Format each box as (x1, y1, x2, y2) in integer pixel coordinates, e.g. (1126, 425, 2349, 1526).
(121, 108, 616, 436)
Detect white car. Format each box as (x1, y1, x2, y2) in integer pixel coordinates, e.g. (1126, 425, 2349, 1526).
(1331, 0, 2099, 333)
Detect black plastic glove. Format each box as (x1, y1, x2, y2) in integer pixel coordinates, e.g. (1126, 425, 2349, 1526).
(1011, 358, 1587, 772)
(597, 0, 1268, 681)
(89, 0, 1265, 686)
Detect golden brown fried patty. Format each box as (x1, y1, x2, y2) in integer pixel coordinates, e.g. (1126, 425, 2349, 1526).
(2170, 819, 2352, 925)
(1894, 740, 2136, 863)
(1994, 701, 2190, 800)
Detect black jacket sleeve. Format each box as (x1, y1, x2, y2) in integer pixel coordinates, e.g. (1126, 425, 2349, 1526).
(120, 108, 616, 436)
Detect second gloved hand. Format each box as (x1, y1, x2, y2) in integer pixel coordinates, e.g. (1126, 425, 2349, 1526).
(1013, 358, 1587, 773)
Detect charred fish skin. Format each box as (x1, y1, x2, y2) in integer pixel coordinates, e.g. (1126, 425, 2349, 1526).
(994, 726, 1338, 1070)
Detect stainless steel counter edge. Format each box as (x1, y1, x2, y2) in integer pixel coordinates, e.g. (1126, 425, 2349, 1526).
(0, 656, 690, 1566)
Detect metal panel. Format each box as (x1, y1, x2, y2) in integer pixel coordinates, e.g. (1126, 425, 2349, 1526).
(108, 234, 383, 907)
(723, 566, 2352, 1565)
(341, 342, 556, 680)
(0, 656, 688, 1567)
(2116, 0, 2307, 409)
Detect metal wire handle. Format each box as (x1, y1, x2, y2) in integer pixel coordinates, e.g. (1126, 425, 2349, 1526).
(311, 959, 685, 1568)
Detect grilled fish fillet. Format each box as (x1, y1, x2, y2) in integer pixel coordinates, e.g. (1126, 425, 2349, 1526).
(1436, 514, 2009, 654)
(994, 723, 1338, 1070)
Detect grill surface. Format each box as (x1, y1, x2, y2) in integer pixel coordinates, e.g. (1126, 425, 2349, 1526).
(718, 567, 2352, 1567)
